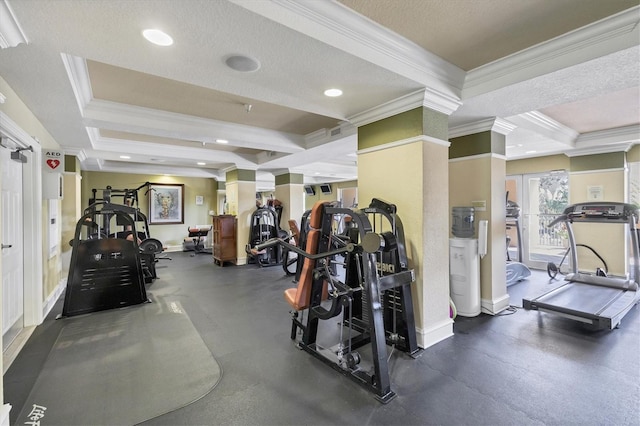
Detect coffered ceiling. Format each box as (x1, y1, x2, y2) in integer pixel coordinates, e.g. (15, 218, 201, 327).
(0, 0, 638, 189)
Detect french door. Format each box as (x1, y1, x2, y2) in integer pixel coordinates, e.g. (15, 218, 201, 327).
(507, 172, 569, 270)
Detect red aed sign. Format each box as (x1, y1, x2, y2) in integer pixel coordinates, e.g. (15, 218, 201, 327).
(44, 151, 64, 173)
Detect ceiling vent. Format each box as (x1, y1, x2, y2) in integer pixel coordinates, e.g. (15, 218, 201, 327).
(330, 127, 341, 137)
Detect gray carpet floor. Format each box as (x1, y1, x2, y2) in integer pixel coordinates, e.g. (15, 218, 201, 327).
(5, 252, 640, 425)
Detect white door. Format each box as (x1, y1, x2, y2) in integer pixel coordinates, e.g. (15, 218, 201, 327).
(1, 147, 24, 351)
(521, 172, 569, 270)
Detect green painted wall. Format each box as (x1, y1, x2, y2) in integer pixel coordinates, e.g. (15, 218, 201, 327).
(275, 173, 304, 185)
(570, 152, 625, 172)
(506, 154, 569, 175)
(226, 169, 255, 182)
(358, 107, 448, 150)
(449, 131, 505, 159)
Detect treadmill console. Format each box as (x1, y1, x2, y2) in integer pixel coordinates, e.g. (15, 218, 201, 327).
(564, 202, 639, 223)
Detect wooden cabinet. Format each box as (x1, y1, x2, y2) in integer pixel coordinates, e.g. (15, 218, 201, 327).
(212, 215, 237, 266)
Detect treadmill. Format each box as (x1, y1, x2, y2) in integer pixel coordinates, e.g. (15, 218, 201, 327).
(523, 202, 640, 330)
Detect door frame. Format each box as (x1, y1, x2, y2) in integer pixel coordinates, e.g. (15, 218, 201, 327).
(0, 111, 44, 329)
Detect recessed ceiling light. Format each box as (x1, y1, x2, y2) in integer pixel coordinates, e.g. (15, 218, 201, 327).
(119, 155, 131, 159)
(225, 55, 261, 72)
(197, 162, 206, 166)
(142, 29, 173, 46)
(324, 88, 342, 97)
(216, 139, 228, 144)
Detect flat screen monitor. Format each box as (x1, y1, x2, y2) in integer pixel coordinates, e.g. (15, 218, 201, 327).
(304, 185, 315, 195)
(320, 184, 331, 194)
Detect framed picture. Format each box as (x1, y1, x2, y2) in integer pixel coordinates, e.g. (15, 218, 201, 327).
(149, 183, 184, 224)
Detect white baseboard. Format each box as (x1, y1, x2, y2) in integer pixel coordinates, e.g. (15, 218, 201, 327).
(416, 318, 454, 349)
(481, 293, 511, 315)
(236, 256, 247, 266)
(43, 278, 67, 319)
(0, 404, 11, 426)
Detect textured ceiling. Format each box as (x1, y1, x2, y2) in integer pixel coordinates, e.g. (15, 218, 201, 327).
(88, 60, 341, 135)
(338, 0, 638, 70)
(0, 0, 638, 187)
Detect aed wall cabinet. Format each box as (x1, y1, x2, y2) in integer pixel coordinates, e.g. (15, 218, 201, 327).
(43, 172, 63, 199)
(212, 215, 237, 266)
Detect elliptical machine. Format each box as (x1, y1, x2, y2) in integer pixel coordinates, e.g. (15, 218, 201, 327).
(506, 195, 531, 286)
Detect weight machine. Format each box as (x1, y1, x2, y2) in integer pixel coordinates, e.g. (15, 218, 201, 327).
(61, 204, 150, 318)
(246, 205, 288, 267)
(255, 199, 421, 402)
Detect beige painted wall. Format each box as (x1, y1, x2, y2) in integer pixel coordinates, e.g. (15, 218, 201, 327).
(226, 180, 256, 265)
(359, 140, 451, 348)
(0, 76, 62, 407)
(304, 180, 358, 209)
(62, 172, 82, 274)
(274, 183, 304, 232)
(570, 169, 626, 275)
(450, 154, 507, 311)
(81, 171, 217, 249)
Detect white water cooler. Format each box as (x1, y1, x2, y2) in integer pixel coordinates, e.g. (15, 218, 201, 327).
(449, 238, 481, 317)
(449, 208, 487, 318)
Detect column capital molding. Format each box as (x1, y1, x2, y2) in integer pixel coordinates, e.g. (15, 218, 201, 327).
(449, 118, 517, 139)
(349, 88, 462, 128)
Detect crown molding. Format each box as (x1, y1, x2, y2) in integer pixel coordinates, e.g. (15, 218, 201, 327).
(507, 111, 578, 146)
(82, 99, 306, 154)
(62, 147, 87, 162)
(0, 0, 28, 49)
(0, 111, 38, 149)
(61, 54, 93, 113)
(349, 89, 461, 128)
(229, 0, 465, 97)
(305, 122, 356, 149)
(449, 118, 517, 138)
(94, 136, 256, 168)
(464, 6, 640, 98)
(576, 124, 640, 148)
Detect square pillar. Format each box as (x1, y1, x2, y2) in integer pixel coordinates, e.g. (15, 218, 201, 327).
(274, 172, 305, 232)
(449, 124, 511, 314)
(225, 168, 256, 265)
(358, 106, 453, 349)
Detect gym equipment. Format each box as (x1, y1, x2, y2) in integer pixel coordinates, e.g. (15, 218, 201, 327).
(523, 202, 640, 330)
(88, 184, 168, 282)
(282, 211, 311, 277)
(505, 197, 531, 286)
(61, 204, 149, 317)
(182, 225, 212, 254)
(246, 205, 287, 267)
(255, 198, 421, 402)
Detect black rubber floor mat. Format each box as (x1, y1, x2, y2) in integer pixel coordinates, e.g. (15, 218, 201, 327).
(15, 295, 221, 425)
